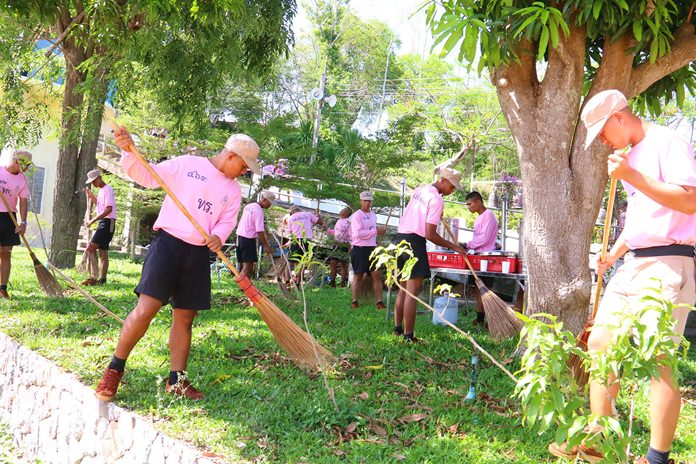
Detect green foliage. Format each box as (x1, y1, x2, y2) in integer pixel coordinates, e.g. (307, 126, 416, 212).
(515, 285, 691, 463)
(369, 241, 416, 286)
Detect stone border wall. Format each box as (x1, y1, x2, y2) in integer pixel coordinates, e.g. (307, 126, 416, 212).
(0, 332, 223, 463)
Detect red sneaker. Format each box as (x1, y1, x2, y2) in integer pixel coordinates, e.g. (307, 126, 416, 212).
(95, 368, 124, 402)
(351, 301, 359, 309)
(165, 378, 204, 400)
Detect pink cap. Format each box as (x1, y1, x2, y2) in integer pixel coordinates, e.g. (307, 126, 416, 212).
(581, 90, 628, 149)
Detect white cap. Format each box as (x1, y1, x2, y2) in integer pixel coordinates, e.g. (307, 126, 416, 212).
(439, 167, 462, 190)
(359, 191, 373, 201)
(85, 169, 101, 184)
(581, 89, 629, 149)
(224, 134, 261, 174)
(261, 191, 276, 204)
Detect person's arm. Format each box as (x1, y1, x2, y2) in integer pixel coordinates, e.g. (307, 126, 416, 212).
(209, 189, 242, 252)
(425, 223, 466, 254)
(595, 233, 629, 276)
(609, 150, 696, 215)
(257, 231, 273, 254)
(351, 215, 375, 240)
(84, 187, 97, 203)
(115, 127, 178, 189)
(15, 197, 28, 234)
(88, 205, 113, 225)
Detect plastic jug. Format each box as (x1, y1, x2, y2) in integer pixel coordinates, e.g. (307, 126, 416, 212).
(432, 293, 459, 325)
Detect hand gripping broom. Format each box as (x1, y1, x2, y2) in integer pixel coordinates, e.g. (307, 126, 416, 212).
(568, 176, 619, 387)
(442, 220, 523, 341)
(76, 196, 99, 277)
(0, 190, 64, 298)
(111, 123, 333, 369)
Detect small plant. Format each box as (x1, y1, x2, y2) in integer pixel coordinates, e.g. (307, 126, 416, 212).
(514, 285, 690, 463)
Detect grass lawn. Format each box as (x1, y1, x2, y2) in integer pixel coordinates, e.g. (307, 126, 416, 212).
(0, 248, 695, 463)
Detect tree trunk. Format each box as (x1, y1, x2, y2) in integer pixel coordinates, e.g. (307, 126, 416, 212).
(49, 56, 108, 267)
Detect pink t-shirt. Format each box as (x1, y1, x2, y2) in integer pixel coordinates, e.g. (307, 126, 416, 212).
(97, 184, 117, 219)
(0, 168, 29, 213)
(467, 209, 498, 252)
(237, 202, 265, 239)
(328, 217, 351, 244)
(121, 151, 241, 246)
(397, 184, 444, 238)
(350, 210, 378, 247)
(620, 125, 696, 249)
(288, 211, 318, 240)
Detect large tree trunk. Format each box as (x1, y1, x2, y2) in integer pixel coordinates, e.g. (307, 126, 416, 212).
(49, 49, 108, 267)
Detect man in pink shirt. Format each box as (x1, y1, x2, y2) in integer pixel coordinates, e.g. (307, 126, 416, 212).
(0, 150, 31, 299)
(549, 90, 696, 464)
(236, 191, 276, 279)
(81, 170, 117, 286)
(287, 204, 325, 284)
(96, 128, 258, 403)
(350, 191, 387, 309)
(393, 168, 466, 342)
(464, 191, 499, 324)
(327, 207, 352, 288)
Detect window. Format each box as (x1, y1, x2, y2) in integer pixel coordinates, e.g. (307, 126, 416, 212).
(26, 166, 45, 214)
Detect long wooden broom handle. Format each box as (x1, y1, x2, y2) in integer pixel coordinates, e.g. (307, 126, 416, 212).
(591, 176, 618, 319)
(110, 122, 242, 279)
(0, 189, 35, 255)
(441, 219, 482, 282)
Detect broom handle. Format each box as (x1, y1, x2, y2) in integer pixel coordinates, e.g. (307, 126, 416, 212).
(0, 189, 38, 261)
(591, 177, 618, 319)
(441, 220, 482, 282)
(109, 122, 241, 278)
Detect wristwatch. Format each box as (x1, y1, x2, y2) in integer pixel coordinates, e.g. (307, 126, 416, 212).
(20, 221, 27, 226)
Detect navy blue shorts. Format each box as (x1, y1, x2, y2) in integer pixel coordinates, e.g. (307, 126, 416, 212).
(135, 231, 211, 310)
(351, 245, 377, 274)
(395, 233, 430, 279)
(91, 219, 115, 250)
(0, 213, 20, 246)
(236, 236, 258, 263)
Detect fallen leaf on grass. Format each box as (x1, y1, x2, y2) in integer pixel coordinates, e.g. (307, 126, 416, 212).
(448, 423, 459, 434)
(333, 449, 347, 456)
(396, 413, 428, 424)
(357, 392, 369, 401)
(212, 374, 231, 385)
(365, 364, 383, 370)
(391, 453, 407, 461)
(345, 422, 357, 434)
(369, 423, 387, 437)
(501, 357, 514, 365)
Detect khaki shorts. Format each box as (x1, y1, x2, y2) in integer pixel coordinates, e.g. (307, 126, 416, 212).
(594, 255, 695, 337)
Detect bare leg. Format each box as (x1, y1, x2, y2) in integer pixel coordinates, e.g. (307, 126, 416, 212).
(371, 270, 383, 302)
(86, 243, 99, 279)
(340, 261, 348, 286)
(0, 246, 12, 285)
(403, 277, 424, 334)
(394, 281, 406, 327)
(114, 294, 163, 360)
(329, 259, 338, 286)
(98, 248, 109, 281)
(239, 262, 254, 279)
(351, 274, 363, 303)
(169, 309, 198, 372)
(588, 326, 620, 417)
(649, 364, 681, 452)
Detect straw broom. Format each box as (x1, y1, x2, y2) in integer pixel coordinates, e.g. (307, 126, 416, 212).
(442, 220, 522, 341)
(357, 207, 393, 302)
(568, 176, 619, 387)
(110, 122, 333, 369)
(0, 190, 64, 298)
(76, 196, 98, 277)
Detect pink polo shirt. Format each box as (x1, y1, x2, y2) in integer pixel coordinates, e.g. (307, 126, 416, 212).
(350, 210, 378, 247)
(288, 211, 318, 240)
(620, 125, 696, 249)
(237, 202, 265, 239)
(97, 184, 117, 219)
(328, 217, 351, 244)
(0, 167, 29, 212)
(397, 184, 444, 238)
(467, 209, 498, 252)
(121, 151, 241, 246)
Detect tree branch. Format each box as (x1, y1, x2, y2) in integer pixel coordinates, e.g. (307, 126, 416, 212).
(587, 34, 635, 98)
(628, 22, 696, 98)
(44, 9, 86, 58)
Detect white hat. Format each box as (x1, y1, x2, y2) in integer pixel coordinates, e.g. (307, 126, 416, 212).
(261, 191, 276, 204)
(359, 191, 373, 201)
(85, 169, 101, 184)
(581, 90, 629, 149)
(224, 134, 261, 175)
(439, 167, 462, 190)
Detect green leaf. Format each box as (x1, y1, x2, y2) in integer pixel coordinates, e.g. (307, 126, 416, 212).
(537, 26, 549, 61)
(464, 25, 479, 63)
(592, 0, 602, 20)
(649, 38, 659, 63)
(514, 13, 540, 38)
(632, 20, 643, 42)
(549, 21, 559, 48)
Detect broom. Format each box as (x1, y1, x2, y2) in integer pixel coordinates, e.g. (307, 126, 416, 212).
(442, 220, 522, 341)
(568, 176, 619, 387)
(357, 207, 394, 301)
(76, 196, 98, 277)
(0, 190, 64, 298)
(110, 122, 333, 369)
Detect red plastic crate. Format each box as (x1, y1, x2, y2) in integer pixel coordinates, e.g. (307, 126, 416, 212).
(427, 251, 464, 269)
(468, 254, 519, 273)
